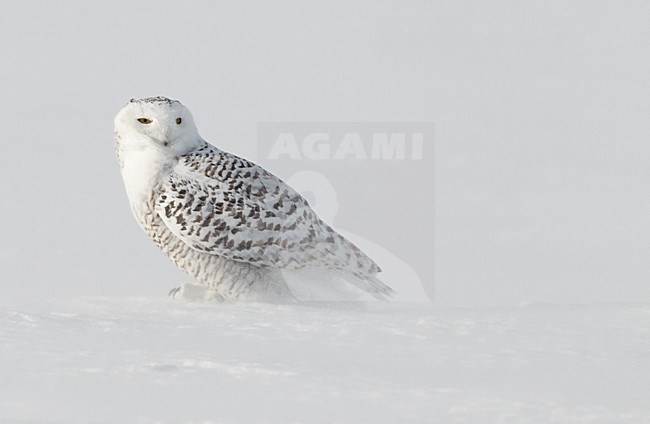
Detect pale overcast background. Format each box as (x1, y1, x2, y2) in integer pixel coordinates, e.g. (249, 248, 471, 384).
(0, 1, 648, 305)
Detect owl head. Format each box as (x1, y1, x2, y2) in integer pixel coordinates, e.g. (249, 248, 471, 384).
(114, 97, 202, 155)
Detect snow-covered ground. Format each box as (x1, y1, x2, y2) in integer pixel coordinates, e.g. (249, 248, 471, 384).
(1, 297, 649, 423)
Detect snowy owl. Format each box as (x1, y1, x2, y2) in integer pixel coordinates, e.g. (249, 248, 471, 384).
(114, 97, 394, 302)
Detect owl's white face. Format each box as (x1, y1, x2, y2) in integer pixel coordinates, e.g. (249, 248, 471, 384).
(114, 97, 202, 155)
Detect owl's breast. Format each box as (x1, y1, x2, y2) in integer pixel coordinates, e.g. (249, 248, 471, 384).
(119, 144, 177, 216)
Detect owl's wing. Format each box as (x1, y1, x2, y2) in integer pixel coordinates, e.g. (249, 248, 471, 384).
(155, 144, 381, 275)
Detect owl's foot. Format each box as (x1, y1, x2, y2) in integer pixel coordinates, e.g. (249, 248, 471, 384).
(168, 283, 225, 302)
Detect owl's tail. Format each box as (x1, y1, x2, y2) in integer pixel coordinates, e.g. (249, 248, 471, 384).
(339, 271, 396, 301)
(277, 268, 396, 302)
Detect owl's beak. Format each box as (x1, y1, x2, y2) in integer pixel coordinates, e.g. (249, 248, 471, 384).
(148, 136, 173, 150)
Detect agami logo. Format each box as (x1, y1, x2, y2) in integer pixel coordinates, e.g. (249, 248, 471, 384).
(257, 122, 435, 302)
(267, 131, 425, 160)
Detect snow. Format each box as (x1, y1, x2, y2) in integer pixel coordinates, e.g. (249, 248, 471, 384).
(1, 298, 649, 423)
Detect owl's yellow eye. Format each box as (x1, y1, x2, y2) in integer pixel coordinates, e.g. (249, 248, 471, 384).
(137, 118, 153, 124)
(176, 118, 182, 125)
